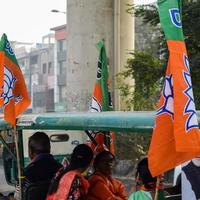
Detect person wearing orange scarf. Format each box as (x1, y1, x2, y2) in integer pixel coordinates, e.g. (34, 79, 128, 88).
(85, 150, 127, 200)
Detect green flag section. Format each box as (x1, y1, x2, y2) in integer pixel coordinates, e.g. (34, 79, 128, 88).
(0, 34, 31, 126)
(92, 40, 112, 111)
(0, 34, 19, 66)
(89, 40, 115, 154)
(148, 0, 200, 177)
(158, 0, 184, 41)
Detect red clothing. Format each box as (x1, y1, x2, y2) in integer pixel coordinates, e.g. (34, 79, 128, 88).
(46, 170, 89, 200)
(85, 172, 127, 200)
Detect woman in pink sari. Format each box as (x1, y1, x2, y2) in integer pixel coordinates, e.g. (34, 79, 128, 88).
(46, 144, 93, 200)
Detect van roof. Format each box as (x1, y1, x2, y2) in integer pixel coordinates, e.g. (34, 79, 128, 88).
(1, 111, 200, 133)
(0, 111, 156, 133)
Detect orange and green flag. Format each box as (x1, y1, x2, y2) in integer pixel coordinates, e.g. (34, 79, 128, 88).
(89, 40, 115, 154)
(0, 34, 31, 126)
(91, 41, 112, 112)
(148, 0, 200, 177)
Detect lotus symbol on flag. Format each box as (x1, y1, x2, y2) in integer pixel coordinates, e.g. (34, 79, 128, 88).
(157, 75, 174, 117)
(97, 61, 102, 80)
(1, 66, 16, 105)
(183, 71, 199, 131)
(91, 97, 102, 112)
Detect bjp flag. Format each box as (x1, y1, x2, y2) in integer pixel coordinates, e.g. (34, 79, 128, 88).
(88, 40, 115, 154)
(0, 34, 31, 126)
(148, 0, 200, 177)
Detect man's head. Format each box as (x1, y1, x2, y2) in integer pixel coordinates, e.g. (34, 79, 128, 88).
(28, 132, 50, 160)
(136, 157, 157, 190)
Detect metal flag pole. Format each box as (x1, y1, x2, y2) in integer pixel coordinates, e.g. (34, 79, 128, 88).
(154, 176, 161, 200)
(14, 125, 23, 200)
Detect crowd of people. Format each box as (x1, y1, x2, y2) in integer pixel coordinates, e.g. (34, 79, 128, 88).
(14, 131, 162, 200)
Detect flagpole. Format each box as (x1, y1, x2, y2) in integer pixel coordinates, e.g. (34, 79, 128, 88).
(104, 131, 111, 151)
(154, 176, 161, 200)
(14, 125, 23, 200)
(0, 33, 31, 199)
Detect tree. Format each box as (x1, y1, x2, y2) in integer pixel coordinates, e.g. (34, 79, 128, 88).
(117, 3, 166, 111)
(125, 1, 200, 109)
(117, 51, 164, 110)
(134, 17, 161, 58)
(115, 132, 151, 160)
(115, 1, 200, 160)
(115, 51, 164, 160)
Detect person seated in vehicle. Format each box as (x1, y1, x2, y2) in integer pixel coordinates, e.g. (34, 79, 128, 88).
(14, 131, 62, 199)
(85, 150, 127, 200)
(128, 157, 158, 200)
(46, 144, 93, 200)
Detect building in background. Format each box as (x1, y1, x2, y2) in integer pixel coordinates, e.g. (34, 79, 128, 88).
(14, 27, 67, 113)
(13, 1, 135, 113)
(15, 34, 55, 113)
(50, 25, 67, 112)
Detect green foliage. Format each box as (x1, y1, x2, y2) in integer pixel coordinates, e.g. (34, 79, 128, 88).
(134, 4, 160, 26)
(115, 132, 151, 160)
(117, 51, 164, 110)
(127, 0, 200, 109)
(116, 0, 200, 159)
(182, 1, 200, 108)
(116, 1, 200, 158)
(135, 17, 162, 58)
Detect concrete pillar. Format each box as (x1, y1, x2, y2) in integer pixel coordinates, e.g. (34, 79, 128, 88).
(114, 0, 134, 110)
(53, 41, 58, 105)
(66, 0, 134, 111)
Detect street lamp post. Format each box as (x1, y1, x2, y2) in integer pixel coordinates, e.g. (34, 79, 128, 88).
(51, 9, 67, 25)
(51, 9, 66, 14)
(51, 8, 67, 111)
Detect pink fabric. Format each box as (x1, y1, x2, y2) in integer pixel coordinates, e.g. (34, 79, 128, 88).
(46, 170, 89, 200)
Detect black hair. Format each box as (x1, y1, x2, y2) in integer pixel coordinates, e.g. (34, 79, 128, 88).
(28, 132, 50, 154)
(93, 150, 115, 170)
(48, 144, 93, 195)
(136, 157, 157, 190)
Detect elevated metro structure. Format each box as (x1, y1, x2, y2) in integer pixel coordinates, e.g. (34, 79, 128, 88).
(66, 0, 134, 111)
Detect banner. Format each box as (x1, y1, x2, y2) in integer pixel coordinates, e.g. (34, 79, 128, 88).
(0, 34, 31, 125)
(148, 0, 200, 177)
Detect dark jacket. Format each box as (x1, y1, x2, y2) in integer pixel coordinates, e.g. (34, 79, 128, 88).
(24, 154, 62, 183)
(14, 154, 62, 200)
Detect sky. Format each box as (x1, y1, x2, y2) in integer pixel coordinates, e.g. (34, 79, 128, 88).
(0, 0, 66, 43)
(135, 0, 155, 5)
(0, 0, 154, 43)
